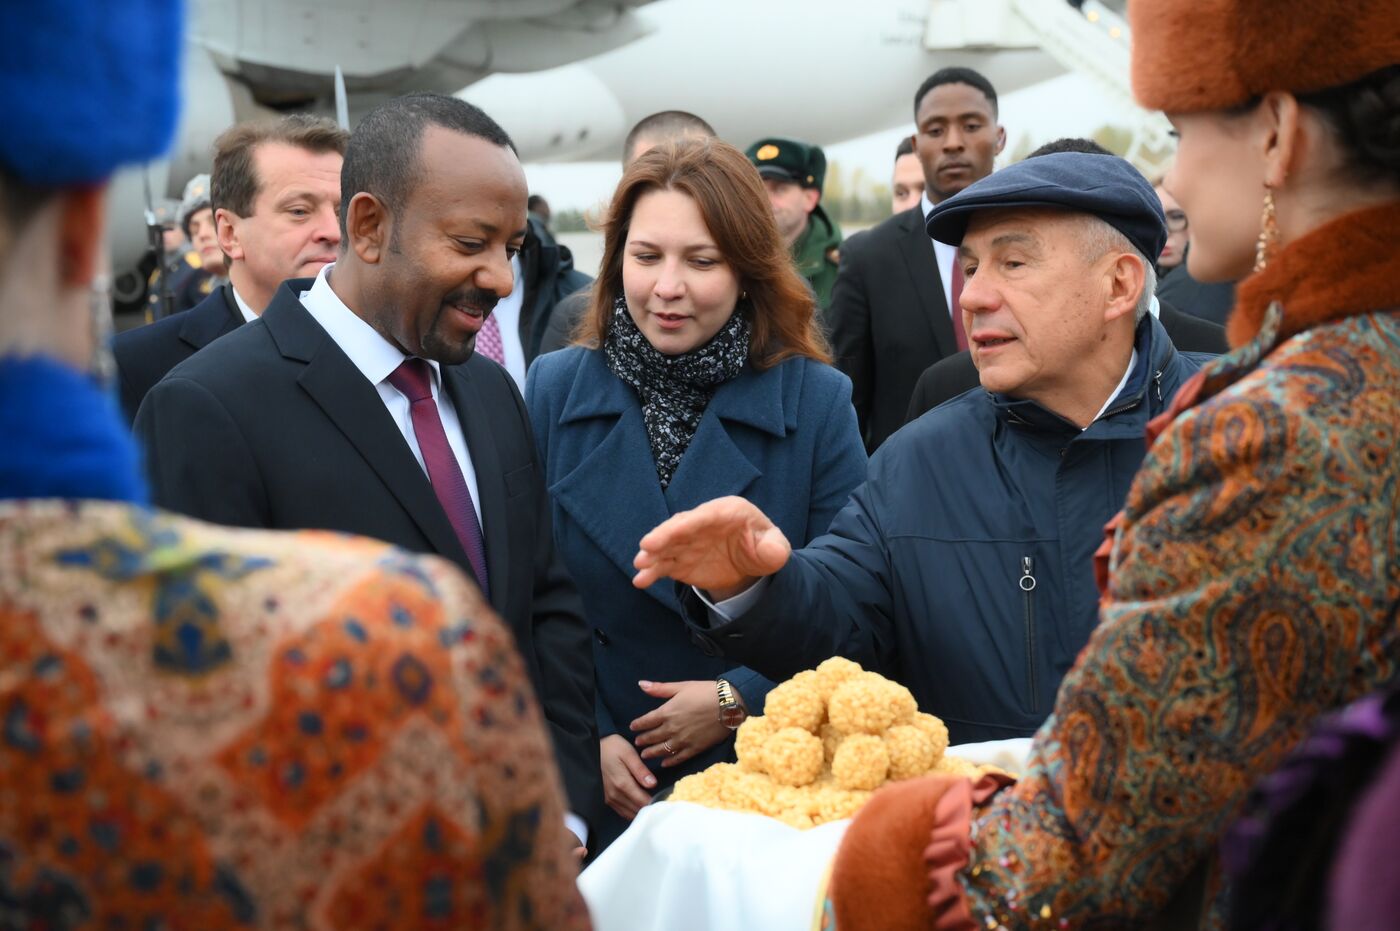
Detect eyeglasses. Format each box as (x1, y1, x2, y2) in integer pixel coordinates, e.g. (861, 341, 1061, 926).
(1165, 209, 1189, 233)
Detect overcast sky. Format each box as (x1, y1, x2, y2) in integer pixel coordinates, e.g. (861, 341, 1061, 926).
(521, 71, 1139, 213)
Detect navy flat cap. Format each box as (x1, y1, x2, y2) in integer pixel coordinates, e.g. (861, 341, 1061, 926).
(926, 152, 1167, 262)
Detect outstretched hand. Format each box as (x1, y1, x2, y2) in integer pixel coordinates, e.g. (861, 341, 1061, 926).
(632, 496, 792, 599)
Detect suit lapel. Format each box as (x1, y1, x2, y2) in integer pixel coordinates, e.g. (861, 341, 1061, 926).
(441, 363, 511, 615)
(262, 285, 472, 570)
(549, 365, 675, 609)
(895, 209, 958, 357)
(177, 284, 242, 352)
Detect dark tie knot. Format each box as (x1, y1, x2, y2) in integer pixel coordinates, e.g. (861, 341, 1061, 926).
(387, 357, 434, 403)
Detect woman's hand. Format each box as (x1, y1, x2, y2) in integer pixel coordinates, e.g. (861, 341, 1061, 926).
(600, 734, 657, 822)
(631, 680, 733, 768)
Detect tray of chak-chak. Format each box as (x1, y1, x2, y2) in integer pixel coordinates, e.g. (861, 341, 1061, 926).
(579, 658, 1032, 931)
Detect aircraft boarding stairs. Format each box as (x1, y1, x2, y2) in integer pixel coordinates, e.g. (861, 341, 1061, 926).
(923, 0, 1174, 173)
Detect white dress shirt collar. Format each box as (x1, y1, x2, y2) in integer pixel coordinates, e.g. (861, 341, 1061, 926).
(231, 284, 259, 324)
(299, 263, 443, 393)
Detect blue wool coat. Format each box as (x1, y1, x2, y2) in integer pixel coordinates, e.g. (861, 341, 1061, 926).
(526, 347, 866, 782)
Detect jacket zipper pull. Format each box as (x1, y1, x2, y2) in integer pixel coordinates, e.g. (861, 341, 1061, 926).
(1020, 556, 1038, 713)
(1153, 370, 1164, 403)
(1020, 556, 1036, 592)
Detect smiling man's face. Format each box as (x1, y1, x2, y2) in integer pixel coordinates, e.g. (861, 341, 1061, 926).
(913, 82, 1005, 204)
(369, 126, 528, 364)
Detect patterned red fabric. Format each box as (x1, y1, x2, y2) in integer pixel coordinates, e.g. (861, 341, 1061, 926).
(0, 502, 589, 929)
(825, 204, 1400, 930)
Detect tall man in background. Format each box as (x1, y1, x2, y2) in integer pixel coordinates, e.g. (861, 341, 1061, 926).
(827, 67, 1005, 451)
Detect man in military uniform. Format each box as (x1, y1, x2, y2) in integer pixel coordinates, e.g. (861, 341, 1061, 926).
(144, 198, 206, 322)
(745, 137, 842, 307)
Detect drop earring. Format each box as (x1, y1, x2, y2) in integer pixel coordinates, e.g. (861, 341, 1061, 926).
(1254, 186, 1280, 273)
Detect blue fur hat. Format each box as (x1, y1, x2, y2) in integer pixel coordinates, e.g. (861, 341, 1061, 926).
(0, 0, 183, 185)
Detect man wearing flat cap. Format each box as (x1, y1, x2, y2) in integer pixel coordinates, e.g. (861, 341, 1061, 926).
(630, 152, 1211, 742)
(745, 137, 842, 307)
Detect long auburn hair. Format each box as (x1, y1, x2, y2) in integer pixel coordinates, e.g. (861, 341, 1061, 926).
(574, 137, 831, 367)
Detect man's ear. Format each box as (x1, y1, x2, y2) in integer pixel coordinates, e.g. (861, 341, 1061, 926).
(215, 207, 244, 262)
(993, 124, 1007, 157)
(345, 192, 391, 264)
(1104, 251, 1146, 323)
(803, 187, 821, 215)
(57, 185, 107, 287)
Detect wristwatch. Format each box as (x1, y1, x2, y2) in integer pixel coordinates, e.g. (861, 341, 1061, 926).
(716, 678, 748, 730)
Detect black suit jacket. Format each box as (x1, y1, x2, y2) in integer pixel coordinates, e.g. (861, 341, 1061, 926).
(113, 283, 243, 425)
(133, 279, 602, 831)
(826, 205, 958, 453)
(903, 301, 1228, 422)
(1156, 261, 1237, 326)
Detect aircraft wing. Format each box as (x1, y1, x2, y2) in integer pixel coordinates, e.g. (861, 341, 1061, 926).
(191, 0, 659, 113)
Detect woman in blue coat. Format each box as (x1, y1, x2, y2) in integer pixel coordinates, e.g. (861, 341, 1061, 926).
(526, 139, 866, 846)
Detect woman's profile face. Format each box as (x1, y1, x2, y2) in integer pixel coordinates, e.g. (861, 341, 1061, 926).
(1165, 110, 1266, 283)
(622, 188, 742, 355)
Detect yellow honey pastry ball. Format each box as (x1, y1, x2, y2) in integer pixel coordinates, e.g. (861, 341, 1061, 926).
(883, 724, 937, 780)
(911, 712, 950, 763)
(831, 733, 890, 790)
(827, 677, 901, 735)
(812, 656, 863, 700)
(820, 722, 846, 763)
(734, 715, 774, 772)
(764, 726, 825, 787)
(933, 755, 983, 779)
(764, 680, 826, 733)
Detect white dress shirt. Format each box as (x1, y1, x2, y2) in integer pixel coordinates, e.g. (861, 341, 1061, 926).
(922, 193, 960, 316)
(231, 284, 259, 324)
(298, 264, 587, 848)
(298, 264, 483, 527)
(490, 253, 529, 389)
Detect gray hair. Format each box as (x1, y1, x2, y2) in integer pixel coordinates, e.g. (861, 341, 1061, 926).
(1073, 215, 1156, 323)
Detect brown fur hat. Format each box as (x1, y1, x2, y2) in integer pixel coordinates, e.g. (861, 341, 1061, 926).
(1129, 0, 1400, 112)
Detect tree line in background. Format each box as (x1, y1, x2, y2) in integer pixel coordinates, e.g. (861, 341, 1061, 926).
(549, 124, 1141, 234)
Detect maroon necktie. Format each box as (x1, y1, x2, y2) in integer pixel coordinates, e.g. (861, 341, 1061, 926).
(386, 358, 490, 599)
(950, 258, 968, 352)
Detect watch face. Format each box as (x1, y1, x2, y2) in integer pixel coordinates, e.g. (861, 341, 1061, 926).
(720, 705, 747, 729)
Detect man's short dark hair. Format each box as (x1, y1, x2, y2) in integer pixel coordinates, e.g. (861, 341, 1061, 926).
(894, 136, 915, 161)
(1026, 137, 1113, 159)
(527, 194, 548, 212)
(622, 111, 716, 165)
(211, 114, 347, 219)
(339, 93, 516, 241)
(913, 67, 999, 118)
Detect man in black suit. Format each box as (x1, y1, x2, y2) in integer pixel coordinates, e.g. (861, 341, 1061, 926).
(113, 114, 347, 423)
(827, 67, 1005, 451)
(134, 94, 602, 851)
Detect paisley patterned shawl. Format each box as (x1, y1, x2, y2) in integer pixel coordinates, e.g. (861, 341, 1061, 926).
(0, 501, 591, 930)
(949, 203, 1400, 928)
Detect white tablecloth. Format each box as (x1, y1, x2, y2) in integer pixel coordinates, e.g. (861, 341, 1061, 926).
(579, 738, 1033, 931)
